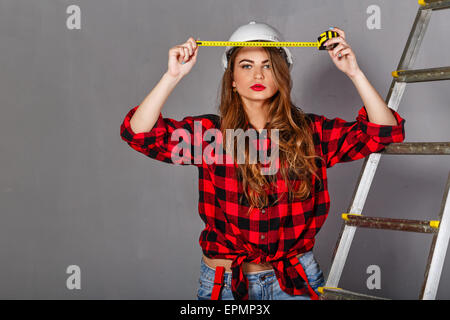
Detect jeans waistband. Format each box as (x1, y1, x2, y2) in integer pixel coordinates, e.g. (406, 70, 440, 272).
(200, 251, 314, 287)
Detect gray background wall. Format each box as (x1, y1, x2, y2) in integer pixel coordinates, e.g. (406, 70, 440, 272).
(0, 0, 448, 299)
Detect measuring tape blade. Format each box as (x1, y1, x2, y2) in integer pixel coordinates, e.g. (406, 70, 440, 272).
(195, 31, 339, 50)
(195, 41, 319, 48)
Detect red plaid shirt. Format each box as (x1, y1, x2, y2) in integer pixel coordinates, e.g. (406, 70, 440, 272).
(120, 105, 406, 300)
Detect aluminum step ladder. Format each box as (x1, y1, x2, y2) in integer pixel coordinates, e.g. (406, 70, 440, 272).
(319, 0, 450, 300)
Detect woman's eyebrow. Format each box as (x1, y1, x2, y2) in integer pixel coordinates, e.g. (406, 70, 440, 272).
(238, 59, 270, 64)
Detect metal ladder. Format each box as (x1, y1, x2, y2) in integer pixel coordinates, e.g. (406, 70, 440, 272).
(319, 0, 450, 300)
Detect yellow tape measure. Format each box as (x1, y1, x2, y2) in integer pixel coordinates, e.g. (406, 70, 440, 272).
(196, 41, 319, 48)
(196, 31, 339, 51)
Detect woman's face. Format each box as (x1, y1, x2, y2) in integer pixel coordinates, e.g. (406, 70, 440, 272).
(232, 47, 278, 106)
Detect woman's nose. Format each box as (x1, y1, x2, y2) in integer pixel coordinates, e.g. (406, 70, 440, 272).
(254, 70, 264, 79)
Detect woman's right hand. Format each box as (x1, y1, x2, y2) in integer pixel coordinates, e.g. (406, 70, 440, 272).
(167, 37, 199, 80)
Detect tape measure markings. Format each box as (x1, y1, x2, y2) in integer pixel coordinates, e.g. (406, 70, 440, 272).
(195, 31, 338, 50)
(195, 41, 319, 47)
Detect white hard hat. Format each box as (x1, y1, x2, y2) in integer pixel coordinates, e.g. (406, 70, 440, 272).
(221, 21, 294, 71)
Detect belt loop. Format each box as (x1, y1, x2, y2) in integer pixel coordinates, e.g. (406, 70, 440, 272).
(211, 266, 225, 300)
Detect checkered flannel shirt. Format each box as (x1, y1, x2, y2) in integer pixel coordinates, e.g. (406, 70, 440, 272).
(120, 104, 406, 299)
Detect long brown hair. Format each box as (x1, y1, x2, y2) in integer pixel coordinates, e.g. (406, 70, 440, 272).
(218, 44, 324, 215)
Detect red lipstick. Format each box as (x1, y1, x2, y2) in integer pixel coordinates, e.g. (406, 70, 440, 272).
(251, 84, 266, 91)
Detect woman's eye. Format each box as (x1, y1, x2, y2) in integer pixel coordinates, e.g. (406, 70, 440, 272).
(242, 65, 271, 69)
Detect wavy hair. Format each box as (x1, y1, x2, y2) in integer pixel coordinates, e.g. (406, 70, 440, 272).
(217, 43, 324, 215)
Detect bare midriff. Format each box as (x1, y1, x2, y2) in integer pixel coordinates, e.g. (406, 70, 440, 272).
(202, 252, 304, 273)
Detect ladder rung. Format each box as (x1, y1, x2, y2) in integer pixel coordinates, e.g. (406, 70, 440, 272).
(419, 0, 450, 10)
(318, 287, 390, 300)
(342, 214, 440, 233)
(392, 66, 450, 83)
(381, 142, 450, 155)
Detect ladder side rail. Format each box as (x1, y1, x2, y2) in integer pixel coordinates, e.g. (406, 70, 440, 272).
(420, 171, 450, 299)
(326, 154, 381, 287)
(397, 8, 432, 71)
(386, 8, 432, 105)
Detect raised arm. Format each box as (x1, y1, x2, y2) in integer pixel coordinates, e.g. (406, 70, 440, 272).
(324, 27, 398, 126)
(130, 37, 199, 133)
(120, 37, 213, 166)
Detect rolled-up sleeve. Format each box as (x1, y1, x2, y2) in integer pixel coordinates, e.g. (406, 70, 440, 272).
(316, 106, 406, 168)
(120, 105, 218, 166)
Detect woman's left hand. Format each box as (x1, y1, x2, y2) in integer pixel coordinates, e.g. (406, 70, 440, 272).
(324, 27, 361, 78)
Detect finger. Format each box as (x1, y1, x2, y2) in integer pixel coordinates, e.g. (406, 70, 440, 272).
(178, 47, 185, 63)
(181, 40, 193, 56)
(332, 43, 348, 57)
(185, 42, 193, 56)
(324, 36, 347, 47)
(186, 37, 197, 52)
(187, 38, 196, 53)
(188, 38, 199, 58)
(183, 47, 189, 61)
(331, 27, 346, 39)
(339, 48, 352, 58)
(193, 37, 201, 48)
(192, 45, 199, 61)
(325, 38, 348, 51)
(188, 37, 197, 49)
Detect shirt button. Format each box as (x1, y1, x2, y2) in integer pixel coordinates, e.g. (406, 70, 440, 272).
(261, 209, 266, 213)
(261, 235, 266, 240)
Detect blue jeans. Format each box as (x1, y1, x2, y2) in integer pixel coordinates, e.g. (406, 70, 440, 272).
(197, 251, 325, 300)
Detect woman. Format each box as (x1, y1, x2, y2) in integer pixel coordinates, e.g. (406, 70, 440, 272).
(120, 22, 405, 300)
